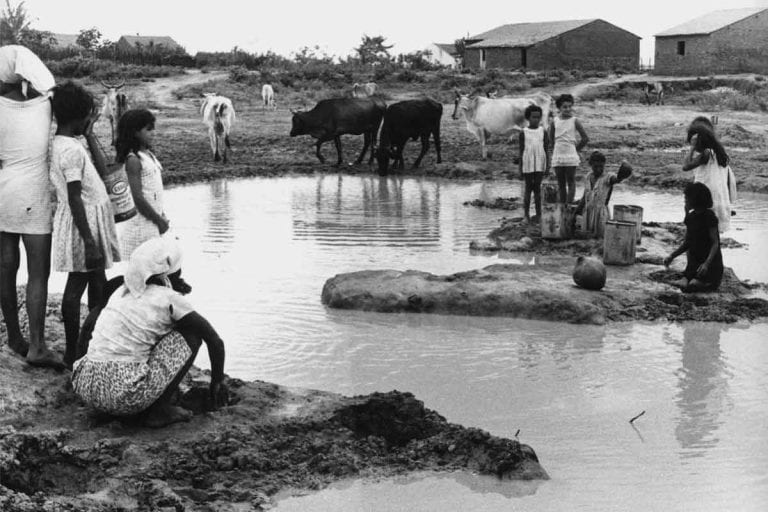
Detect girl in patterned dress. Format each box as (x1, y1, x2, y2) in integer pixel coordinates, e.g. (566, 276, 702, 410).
(549, 94, 589, 204)
(518, 104, 550, 222)
(49, 82, 121, 368)
(71, 237, 227, 427)
(115, 109, 191, 293)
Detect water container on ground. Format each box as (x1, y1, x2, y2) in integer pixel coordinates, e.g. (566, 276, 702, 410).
(613, 204, 643, 244)
(603, 220, 636, 265)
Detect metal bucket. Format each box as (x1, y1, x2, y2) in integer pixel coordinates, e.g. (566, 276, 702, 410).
(541, 203, 576, 239)
(603, 220, 636, 265)
(103, 163, 137, 223)
(613, 204, 643, 244)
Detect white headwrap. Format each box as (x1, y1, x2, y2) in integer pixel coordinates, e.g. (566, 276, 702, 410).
(0, 45, 55, 98)
(124, 236, 184, 298)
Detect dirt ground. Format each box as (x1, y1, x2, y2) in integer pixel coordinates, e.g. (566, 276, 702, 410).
(0, 292, 547, 511)
(89, 70, 768, 194)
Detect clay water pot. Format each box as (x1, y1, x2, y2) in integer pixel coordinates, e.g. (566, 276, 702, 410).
(573, 256, 607, 290)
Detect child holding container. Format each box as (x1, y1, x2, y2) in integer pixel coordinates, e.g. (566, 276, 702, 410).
(518, 104, 550, 222)
(49, 81, 121, 368)
(576, 151, 632, 238)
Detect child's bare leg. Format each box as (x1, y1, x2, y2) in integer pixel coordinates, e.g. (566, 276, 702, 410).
(22, 234, 62, 368)
(0, 233, 27, 356)
(684, 278, 710, 293)
(62, 272, 90, 368)
(86, 270, 107, 310)
(523, 175, 532, 221)
(533, 173, 543, 219)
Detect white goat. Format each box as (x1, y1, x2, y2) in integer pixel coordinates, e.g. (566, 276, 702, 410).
(100, 79, 127, 146)
(261, 84, 275, 110)
(201, 93, 236, 163)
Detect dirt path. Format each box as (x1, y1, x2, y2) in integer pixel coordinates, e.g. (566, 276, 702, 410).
(141, 68, 227, 109)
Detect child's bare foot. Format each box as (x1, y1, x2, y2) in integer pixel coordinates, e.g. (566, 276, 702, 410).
(7, 336, 29, 357)
(143, 404, 193, 428)
(26, 348, 66, 370)
(670, 278, 689, 290)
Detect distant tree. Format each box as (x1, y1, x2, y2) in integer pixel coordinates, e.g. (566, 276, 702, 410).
(293, 45, 333, 65)
(355, 34, 393, 65)
(0, 0, 31, 45)
(76, 27, 102, 52)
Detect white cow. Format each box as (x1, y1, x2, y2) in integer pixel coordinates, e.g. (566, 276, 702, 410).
(452, 90, 554, 160)
(352, 82, 377, 98)
(261, 83, 275, 110)
(644, 81, 664, 106)
(200, 93, 236, 163)
(100, 80, 127, 146)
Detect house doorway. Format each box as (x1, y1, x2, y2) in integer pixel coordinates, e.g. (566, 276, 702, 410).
(521, 48, 528, 68)
(480, 49, 486, 70)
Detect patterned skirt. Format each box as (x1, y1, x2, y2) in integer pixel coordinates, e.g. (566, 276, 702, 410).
(71, 331, 192, 416)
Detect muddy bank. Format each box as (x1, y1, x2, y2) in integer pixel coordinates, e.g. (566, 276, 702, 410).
(0, 296, 547, 511)
(321, 261, 768, 325)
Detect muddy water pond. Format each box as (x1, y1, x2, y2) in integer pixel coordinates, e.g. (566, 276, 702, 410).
(40, 175, 768, 510)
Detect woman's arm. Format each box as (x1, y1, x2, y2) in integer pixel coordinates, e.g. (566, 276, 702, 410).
(175, 311, 226, 403)
(83, 111, 107, 178)
(125, 155, 169, 234)
(67, 181, 103, 270)
(683, 148, 709, 171)
(575, 119, 589, 152)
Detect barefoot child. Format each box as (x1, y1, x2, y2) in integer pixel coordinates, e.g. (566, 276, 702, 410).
(663, 182, 723, 292)
(50, 81, 121, 367)
(550, 93, 588, 204)
(576, 151, 632, 237)
(116, 109, 191, 293)
(518, 104, 550, 222)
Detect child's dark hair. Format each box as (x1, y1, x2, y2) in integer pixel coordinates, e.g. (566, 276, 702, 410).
(524, 104, 543, 120)
(684, 182, 714, 210)
(51, 81, 94, 126)
(687, 122, 729, 167)
(588, 150, 606, 165)
(116, 109, 156, 163)
(555, 93, 574, 109)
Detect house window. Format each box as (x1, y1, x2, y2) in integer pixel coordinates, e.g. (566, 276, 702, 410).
(480, 49, 487, 70)
(677, 41, 686, 56)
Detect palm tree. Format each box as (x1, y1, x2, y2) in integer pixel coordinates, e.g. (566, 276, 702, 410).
(0, 0, 32, 45)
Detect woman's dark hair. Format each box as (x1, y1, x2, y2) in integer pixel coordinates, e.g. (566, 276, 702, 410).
(588, 150, 606, 165)
(687, 121, 728, 167)
(685, 181, 714, 210)
(524, 104, 543, 120)
(51, 81, 94, 126)
(555, 93, 574, 109)
(115, 109, 156, 163)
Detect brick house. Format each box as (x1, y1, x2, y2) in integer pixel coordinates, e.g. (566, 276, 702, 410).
(115, 35, 182, 53)
(464, 19, 639, 71)
(654, 7, 768, 75)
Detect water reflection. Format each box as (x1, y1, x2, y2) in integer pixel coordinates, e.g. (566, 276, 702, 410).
(675, 323, 734, 456)
(293, 175, 442, 246)
(203, 180, 234, 255)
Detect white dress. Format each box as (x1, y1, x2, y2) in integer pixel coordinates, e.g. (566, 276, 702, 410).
(551, 116, 581, 167)
(49, 136, 121, 272)
(693, 149, 731, 233)
(0, 95, 53, 234)
(118, 150, 165, 258)
(522, 127, 547, 174)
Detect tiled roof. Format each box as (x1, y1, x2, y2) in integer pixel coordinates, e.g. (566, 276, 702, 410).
(655, 7, 767, 37)
(118, 35, 181, 49)
(467, 19, 603, 48)
(434, 43, 458, 56)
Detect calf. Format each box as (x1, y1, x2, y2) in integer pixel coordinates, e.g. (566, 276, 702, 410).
(201, 93, 236, 163)
(644, 82, 664, 105)
(376, 98, 442, 176)
(100, 80, 127, 146)
(261, 83, 275, 110)
(290, 97, 386, 166)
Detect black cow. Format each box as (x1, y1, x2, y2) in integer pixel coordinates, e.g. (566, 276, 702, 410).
(290, 98, 386, 166)
(376, 98, 443, 176)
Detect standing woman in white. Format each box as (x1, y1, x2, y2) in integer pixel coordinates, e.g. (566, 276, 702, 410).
(0, 45, 59, 367)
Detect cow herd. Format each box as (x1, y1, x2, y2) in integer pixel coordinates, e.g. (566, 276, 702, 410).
(97, 78, 662, 176)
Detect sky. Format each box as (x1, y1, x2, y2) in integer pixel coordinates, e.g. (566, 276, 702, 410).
(21, 0, 768, 65)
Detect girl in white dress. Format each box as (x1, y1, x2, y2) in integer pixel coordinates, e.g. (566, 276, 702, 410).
(549, 94, 589, 204)
(518, 104, 550, 222)
(683, 120, 732, 233)
(115, 109, 191, 293)
(50, 81, 121, 367)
